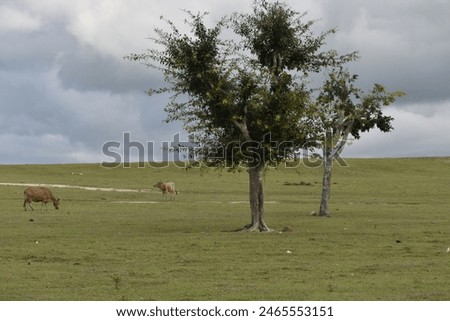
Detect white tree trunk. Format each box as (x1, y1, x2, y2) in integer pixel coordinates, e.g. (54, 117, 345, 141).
(319, 130, 333, 216)
(319, 155, 332, 216)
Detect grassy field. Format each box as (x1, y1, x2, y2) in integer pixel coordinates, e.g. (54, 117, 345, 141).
(0, 158, 449, 300)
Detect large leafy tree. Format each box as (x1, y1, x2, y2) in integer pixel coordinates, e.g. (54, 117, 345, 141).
(126, 1, 354, 231)
(311, 68, 404, 216)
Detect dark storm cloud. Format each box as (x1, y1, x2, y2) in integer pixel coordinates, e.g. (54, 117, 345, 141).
(0, 7, 173, 164)
(0, 23, 73, 72)
(56, 47, 163, 94)
(318, 0, 450, 106)
(0, 69, 65, 137)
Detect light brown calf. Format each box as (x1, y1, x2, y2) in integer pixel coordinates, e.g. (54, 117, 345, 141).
(153, 181, 177, 199)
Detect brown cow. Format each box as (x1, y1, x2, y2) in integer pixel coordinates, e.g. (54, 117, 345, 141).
(23, 186, 60, 211)
(153, 181, 177, 199)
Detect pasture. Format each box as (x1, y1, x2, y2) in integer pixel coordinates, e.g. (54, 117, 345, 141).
(0, 158, 449, 300)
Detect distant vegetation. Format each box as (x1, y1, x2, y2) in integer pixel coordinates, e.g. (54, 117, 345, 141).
(0, 158, 449, 300)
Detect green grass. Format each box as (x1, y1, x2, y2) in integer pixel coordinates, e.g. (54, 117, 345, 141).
(0, 158, 449, 300)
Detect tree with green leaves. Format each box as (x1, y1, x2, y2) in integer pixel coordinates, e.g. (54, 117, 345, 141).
(311, 68, 404, 216)
(126, 1, 354, 231)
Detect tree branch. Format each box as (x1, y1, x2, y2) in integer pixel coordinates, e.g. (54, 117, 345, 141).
(232, 118, 251, 141)
(330, 121, 353, 160)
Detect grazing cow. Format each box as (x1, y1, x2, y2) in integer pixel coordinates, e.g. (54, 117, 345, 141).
(23, 186, 60, 211)
(153, 181, 177, 199)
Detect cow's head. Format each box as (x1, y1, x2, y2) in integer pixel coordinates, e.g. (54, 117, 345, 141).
(153, 181, 163, 188)
(53, 198, 60, 210)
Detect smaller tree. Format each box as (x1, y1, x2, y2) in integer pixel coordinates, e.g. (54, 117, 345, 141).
(311, 68, 404, 216)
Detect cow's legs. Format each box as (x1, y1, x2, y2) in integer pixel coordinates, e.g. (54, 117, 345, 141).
(23, 201, 34, 211)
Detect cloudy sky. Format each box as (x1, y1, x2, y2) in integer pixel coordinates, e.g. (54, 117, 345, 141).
(1, 0, 449, 164)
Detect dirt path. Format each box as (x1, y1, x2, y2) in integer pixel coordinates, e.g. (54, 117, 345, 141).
(0, 182, 279, 204)
(112, 200, 279, 204)
(0, 182, 144, 193)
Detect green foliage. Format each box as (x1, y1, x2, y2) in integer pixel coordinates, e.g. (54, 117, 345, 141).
(314, 68, 405, 143)
(232, 0, 355, 73)
(0, 159, 449, 300)
(125, 1, 357, 169)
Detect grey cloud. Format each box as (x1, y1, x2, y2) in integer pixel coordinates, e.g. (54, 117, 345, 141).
(318, 0, 450, 106)
(0, 23, 73, 72)
(0, 56, 174, 164)
(56, 47, 163, 94)
(343, 104, 450, 158)
(0, 70, 66, 137)
(0, 133, 99, 164)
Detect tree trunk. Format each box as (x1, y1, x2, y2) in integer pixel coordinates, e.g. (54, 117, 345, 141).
(319, 155, 332, 216)
(240, 164, 271, 232)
